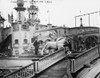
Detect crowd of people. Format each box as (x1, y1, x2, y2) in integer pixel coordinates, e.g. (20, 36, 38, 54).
(73, 35, 98, 52)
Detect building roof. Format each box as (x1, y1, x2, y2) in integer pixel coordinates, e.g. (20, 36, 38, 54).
(34, 26, 69, 33)
(69, 26, 99, 30)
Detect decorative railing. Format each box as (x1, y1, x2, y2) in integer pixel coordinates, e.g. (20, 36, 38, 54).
(3, 62, 35, 78)
(70, 45, 99, 73)
(0, 48, 65, 78)
(23, 43, 29, 48)
(13, 44, 19, 48)
(1, 46, 99, 78)
(35, 48, 66, 73)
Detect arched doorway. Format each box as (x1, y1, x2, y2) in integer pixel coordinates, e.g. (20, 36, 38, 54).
(85, 35, 98, 50)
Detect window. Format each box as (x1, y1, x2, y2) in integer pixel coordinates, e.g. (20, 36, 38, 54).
(15, 39, 19, 44)
(24, 39, 28, 44)
(13, 24, 19, 31)
(22, 24, 29, 29)
(31, 38, 34, 43)
(31, 37, 37, 43)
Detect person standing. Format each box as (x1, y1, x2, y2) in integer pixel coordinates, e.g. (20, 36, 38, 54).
(68, 40, 72, 51)
(33, 39, 39, 55)
(63, 38, 69, 53)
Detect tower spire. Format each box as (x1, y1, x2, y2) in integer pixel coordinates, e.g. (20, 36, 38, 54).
(13, 0, 27, 23)
(14, 0, 26, 12)
(0, 11, 5, 28)
(28, 0, 39, 23)
(12, 0, 31, 56)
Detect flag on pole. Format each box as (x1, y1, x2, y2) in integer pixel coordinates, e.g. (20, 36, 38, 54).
(11, 12, 13, 24)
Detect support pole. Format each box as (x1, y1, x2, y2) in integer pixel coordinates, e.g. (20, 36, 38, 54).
(88, 14, 90, 26)
(99, 12, 100, 25)
(75, 16, 76, 27)
(65, 58, 73, 78)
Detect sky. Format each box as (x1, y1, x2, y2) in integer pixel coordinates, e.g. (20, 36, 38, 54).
(0, 0, 100, 27)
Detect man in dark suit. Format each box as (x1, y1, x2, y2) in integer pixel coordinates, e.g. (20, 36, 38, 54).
(34, 39, 39, 55)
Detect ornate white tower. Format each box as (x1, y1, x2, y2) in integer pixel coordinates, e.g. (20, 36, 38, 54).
(28, 0, 39, 22)
(12, 0, 31, 56)
(27, 0, 40, 31)
(27, 0, 40, 43)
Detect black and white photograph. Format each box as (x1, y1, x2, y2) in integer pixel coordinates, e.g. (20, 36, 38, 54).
(0, 0, 100, 78)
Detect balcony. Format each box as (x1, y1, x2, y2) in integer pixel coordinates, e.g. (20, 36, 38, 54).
(13, 44, 19, 48)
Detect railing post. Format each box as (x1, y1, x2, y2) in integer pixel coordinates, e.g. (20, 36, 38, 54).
(34, 61, 39, 73)
(66, 58, 73, 78)
(70, 59, 75, 73)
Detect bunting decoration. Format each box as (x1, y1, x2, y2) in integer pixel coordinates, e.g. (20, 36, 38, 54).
(8, 14, 11, 24)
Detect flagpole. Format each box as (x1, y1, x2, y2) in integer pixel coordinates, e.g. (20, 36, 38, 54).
(11, 12, 13, 56)
(47, 10, 50, 24)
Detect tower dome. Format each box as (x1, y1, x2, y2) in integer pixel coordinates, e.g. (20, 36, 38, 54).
(17, 0, 24, 6)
